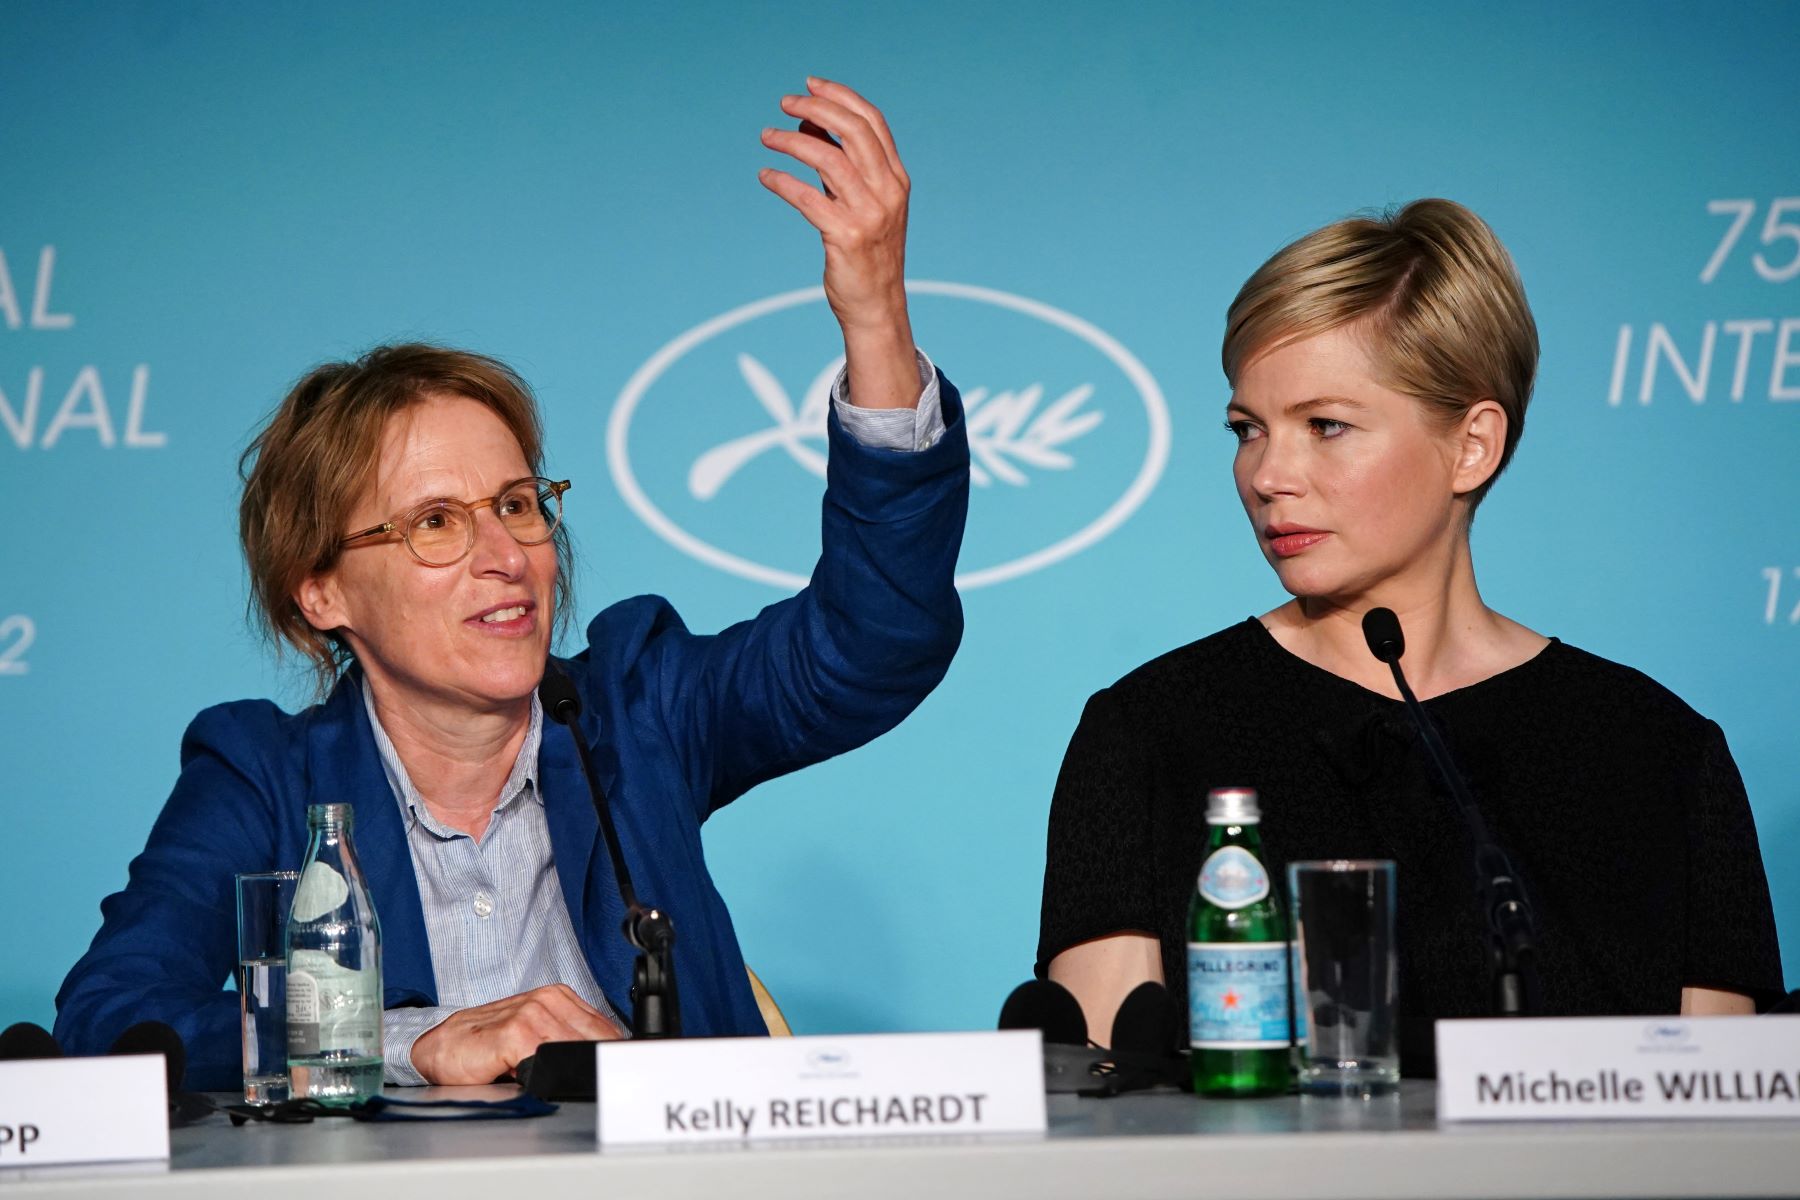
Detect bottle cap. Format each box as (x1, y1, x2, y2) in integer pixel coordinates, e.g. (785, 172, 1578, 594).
(1205, 787, 1260, 825)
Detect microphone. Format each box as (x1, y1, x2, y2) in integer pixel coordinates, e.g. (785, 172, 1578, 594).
(106, 1020, 211, 1126)
(0, 1022, 62, 1060)
(1362, 606, 1406, 664)
(537, 661, 681, 1040)
(109, 1021, 184, 1093)
(1110, 981, 1183, 1058)
(998, 979, 1088, 1046)
(997, 979, 1187, 1095)
(1360, 607, 1540, 1017)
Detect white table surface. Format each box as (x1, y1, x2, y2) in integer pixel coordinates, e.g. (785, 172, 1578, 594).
(7, 1081, 1800, 1200)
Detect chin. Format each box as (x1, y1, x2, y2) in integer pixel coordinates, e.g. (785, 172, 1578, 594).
(1269, 559, 1338, 599)
(1268, 558, 1372, 606)
(467, 648, 550, 700)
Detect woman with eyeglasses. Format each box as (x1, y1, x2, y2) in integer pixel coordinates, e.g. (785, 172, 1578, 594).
(55, 80, 968, 1089)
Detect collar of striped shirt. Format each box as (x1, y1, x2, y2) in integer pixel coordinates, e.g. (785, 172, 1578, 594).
(360, 674, 545, 841)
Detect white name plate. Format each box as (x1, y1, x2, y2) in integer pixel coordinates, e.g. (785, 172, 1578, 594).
(1438, 1016, 1800, 1122)
(595, 1030, 1047, 1149)
(0, 1056, 170, 1166)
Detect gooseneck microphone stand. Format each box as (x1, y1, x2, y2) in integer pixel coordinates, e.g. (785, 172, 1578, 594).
(539, 664, 682, 1038)
(1361, 608, 1540, 1017)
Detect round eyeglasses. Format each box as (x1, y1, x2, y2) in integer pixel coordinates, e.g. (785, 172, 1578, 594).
(339, 477, 571, 567)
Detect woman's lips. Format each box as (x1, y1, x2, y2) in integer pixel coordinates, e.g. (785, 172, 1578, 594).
(1268, 530, 1330, 558)
(467, 603, 537, 636)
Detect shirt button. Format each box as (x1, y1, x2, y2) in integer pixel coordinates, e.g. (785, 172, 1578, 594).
(472, 891, 494, 919)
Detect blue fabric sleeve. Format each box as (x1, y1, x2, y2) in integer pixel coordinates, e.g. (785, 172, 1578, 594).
(53, 703, 286, 1090)
(617, 373, 970, 821)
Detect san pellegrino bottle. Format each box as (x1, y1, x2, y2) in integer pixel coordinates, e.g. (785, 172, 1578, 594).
(286, 803, 383, 1103)
(1188, 787, 1290, 1097)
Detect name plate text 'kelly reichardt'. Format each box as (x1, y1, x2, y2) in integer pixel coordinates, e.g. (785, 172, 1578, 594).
(0, 1055, 170, 1167)
(1438, 1015, 1800, 1121)
(595, 1030, 1046, 1148)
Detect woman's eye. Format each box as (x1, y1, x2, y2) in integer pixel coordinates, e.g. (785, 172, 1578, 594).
(1224, 420, 1262, 443)
(1310, 418, 1348, 439)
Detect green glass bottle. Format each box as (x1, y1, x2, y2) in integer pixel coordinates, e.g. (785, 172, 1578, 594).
(1188, 787, 1290, 1097)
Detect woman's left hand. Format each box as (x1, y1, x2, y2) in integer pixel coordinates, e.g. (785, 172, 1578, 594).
(760, 78, 919, 411)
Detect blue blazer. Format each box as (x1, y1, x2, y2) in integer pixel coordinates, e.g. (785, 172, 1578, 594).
(56, 383, 969, 1089)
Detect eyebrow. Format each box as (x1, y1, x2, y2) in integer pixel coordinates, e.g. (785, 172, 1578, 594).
(388, 476, 536, 515)
(1225, 394, 1371, 418)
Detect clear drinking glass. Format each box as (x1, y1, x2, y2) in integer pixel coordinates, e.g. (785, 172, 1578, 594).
(236, 870, 299, 1105)
(1287, 860, 1400, 1096)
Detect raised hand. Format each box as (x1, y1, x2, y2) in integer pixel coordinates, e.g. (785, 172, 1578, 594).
(410, 983, 624, 1084)
(759, 78, 920, 412)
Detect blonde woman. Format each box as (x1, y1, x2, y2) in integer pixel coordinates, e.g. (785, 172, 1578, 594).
(1037, 200, 1783, 1076)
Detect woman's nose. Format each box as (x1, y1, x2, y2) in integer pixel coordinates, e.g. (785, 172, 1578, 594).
(1249, 433, 1307, 501)
(468, 509, 528, 577)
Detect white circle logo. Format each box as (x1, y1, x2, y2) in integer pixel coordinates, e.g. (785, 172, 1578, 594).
(607, 280, 1170, 589)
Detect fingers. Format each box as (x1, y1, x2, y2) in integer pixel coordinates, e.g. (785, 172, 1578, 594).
(414, 986, 624, 1084)
(777, 93, 899, 196)
(758, 166, 835, 232)
(803, 76, 906, 183)
(761, 125, 867, 207)
(540, 984, 623, 1040)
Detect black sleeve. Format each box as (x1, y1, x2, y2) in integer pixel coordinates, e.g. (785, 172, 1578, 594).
(1682, 720, 1787, 1006)
(1035, 687, 1160, 976)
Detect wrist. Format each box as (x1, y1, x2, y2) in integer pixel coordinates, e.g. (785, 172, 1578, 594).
(839, 317, 916, 363)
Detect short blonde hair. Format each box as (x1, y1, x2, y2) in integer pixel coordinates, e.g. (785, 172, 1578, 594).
(238, 343, 573, 696)
(1222, 198, 1538, 507)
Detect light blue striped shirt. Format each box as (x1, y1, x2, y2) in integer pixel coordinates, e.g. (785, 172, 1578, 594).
(366, 357, 944, 1083)
(365, 681, 625, 1085)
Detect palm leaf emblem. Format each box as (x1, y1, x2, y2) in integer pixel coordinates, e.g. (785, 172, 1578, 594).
(688, 353, 1103, 498)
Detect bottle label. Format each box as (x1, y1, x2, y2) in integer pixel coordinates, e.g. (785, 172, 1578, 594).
(286, 949, 380, 1058)
(1196, 845, 1270, 909)
(1188, 941, 1291, 1048)
(286, 969, 322, 1057)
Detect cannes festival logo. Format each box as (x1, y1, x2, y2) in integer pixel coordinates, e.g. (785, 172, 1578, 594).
(607, 281, 1169, 589)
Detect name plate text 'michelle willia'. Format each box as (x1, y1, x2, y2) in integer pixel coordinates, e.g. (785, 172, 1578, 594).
(1437, 1015, 1800, 1122)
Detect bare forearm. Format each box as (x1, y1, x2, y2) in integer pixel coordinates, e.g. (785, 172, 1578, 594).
(842, 315, 919, 411)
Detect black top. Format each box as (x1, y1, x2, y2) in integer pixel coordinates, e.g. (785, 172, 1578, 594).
(1037, 619, 1785, 1076)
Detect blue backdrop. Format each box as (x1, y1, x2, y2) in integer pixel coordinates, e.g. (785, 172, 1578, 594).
(4, 0, 1795, 1035)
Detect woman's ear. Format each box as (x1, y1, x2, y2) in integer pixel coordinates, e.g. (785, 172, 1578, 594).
(294, 571, 349, 634)
(1452, 400, 1508, 496)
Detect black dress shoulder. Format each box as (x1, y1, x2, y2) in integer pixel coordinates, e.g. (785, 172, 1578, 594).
(1036, 619, 1785, 1076)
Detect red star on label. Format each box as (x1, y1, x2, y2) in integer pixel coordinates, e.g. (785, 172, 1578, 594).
(1222, 990, 1240, 1010)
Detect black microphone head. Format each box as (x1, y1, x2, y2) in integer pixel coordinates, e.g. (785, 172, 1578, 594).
(998, 979, 1088, 1047)
(1108, 981, 1182, 1056)
(109, 1021, 185, 1092)
(1362, 607, 1405, 664)
(0, 1021, 63, 1060)
(537, 660, 582, 725)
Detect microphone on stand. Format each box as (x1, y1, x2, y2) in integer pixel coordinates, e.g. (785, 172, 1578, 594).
(1361, 607, 1539, 1017)
(537, 662, 681, 1040)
